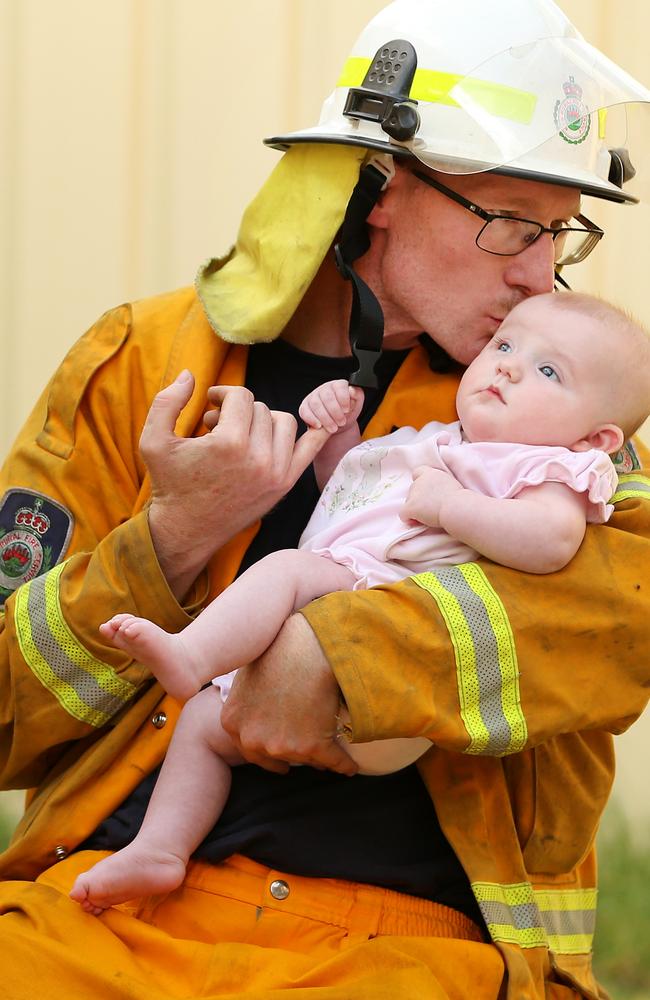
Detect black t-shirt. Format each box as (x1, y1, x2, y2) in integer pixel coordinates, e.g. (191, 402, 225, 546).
(82, 339, 483, 927)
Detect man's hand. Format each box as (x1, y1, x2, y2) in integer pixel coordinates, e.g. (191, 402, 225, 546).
(221, 613, 359, 776)
(141, 373, 330, 599)
(299, 379, 364, 434)
(400, 465, 463, 527)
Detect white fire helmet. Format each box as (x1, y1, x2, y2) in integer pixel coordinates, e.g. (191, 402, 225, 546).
(266, 0, 650, 203)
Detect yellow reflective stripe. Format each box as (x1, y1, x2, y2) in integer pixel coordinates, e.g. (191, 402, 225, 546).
(413, 69, 536, 124)
(547, 933, 594, 953)
(336, 58, 536, 123)
(472, 882, 597, 954)
(611, 472, 650, 504)
(535, 888, 597, 911)
(413, 567, 488, 752)
(14, 561, 138, 727)
(598, 107, 608, 139)
(413, 564, 526, 756)
(463, 563, 526, 755)
(337, 57, 373, 88)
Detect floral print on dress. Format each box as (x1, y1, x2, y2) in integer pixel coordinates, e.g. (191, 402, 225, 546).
(320, 443, 399, 515)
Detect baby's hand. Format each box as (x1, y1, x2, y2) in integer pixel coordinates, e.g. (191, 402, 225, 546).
(400, 466, 462, 527)
(299, 380, 364, 435)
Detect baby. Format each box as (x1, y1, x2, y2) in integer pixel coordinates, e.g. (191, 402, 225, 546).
(70, 291, 650, 914)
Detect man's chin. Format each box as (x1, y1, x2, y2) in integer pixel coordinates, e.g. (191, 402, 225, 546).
(452, 338, 493, 367)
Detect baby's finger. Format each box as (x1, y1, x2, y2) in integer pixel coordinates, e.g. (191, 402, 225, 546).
(311, 392, 345, 433)
(319, 385, 352, 428)
(331, 380, 355, 412)
(298, 399, 320, 428)
(299, 393, 335, 431)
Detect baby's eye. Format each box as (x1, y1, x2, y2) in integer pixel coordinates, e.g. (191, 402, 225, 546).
(497, 341, 512, 353)
(539, 364, 558, 380)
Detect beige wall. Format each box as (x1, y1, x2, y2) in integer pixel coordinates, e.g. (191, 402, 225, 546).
(1, 0, 649, 821)
(2, 0, 650, 448)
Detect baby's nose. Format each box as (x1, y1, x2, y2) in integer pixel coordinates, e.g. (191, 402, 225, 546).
(496, 357, 520, 380)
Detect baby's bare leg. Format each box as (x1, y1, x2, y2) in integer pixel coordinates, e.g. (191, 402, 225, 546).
(70, 686, 239, 914)
(101, 551, 357, 700)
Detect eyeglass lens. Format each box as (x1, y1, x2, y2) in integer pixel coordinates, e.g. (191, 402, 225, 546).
(477, 218, 599, 265)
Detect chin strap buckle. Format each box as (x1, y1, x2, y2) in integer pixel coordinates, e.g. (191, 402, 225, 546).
(348, 347, 381, 389)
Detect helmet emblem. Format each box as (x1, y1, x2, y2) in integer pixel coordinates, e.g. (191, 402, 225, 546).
(554, 76, 591, 145)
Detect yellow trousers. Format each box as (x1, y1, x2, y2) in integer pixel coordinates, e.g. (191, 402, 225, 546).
(0, 851, 505, 999)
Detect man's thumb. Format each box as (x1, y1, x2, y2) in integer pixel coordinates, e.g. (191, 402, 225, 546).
(140, 370, 195, 450)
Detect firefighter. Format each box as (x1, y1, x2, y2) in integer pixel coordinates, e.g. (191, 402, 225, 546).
(1, 1, 649, 997)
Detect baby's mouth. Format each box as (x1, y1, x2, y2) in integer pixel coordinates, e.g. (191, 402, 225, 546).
(485, 384, 505, 403)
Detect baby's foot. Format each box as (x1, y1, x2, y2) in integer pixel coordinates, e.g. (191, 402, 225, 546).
(69, 843, 187, 915)
(99, 614, 197, 700)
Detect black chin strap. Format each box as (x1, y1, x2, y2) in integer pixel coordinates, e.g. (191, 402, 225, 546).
(334, 164, 388, 388)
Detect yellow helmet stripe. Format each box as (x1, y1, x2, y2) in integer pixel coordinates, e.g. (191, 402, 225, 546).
(337, 57, 537, 124)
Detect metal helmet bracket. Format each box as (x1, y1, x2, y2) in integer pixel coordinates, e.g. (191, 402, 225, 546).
(343, 39, 421, 143)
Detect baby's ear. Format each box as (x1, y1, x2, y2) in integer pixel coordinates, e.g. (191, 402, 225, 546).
(572, 424, 625, 454)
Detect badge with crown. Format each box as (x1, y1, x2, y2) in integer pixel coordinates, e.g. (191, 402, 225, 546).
(554, 76, 591, 145)
(0, 489, 73, 604)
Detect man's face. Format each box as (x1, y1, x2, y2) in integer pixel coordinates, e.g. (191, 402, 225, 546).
(455, 296, 614, 448)
(366, 166, 582, 364)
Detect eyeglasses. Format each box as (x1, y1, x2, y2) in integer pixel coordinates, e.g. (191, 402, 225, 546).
(412, 169, 604, 266)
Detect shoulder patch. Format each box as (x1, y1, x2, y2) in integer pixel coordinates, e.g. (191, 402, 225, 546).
(611, 441, 641, 474)
(0, 489, 73, 606)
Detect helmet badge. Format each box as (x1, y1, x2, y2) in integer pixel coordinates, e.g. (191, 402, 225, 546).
(554, 77, 591, 145)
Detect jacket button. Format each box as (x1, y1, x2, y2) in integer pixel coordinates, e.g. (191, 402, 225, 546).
(151, 712, 167, 729)
(54, 845, 68, 860)
(269, 879, 290, 900)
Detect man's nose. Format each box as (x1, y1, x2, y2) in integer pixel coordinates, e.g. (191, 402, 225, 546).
(503, 233, 555, 297)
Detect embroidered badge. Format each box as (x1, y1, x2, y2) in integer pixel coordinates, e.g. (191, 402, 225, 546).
(0, 489, 73, 606)
(554, 76, 591, 145)
(611, 441, 641, 474)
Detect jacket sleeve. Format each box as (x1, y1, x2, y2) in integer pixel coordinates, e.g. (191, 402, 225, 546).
(300, 466, 650, 755)
(0, 298, 197, 790)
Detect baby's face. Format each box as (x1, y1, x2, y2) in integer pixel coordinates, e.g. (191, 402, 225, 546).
(456, 296, 615, 449)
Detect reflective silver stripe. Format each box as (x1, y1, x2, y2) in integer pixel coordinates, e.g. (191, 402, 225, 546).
(611, 473, 650, 504)
(473, 882, 597, 953)
(14, 562, 138, 727)
(413, 564, 526, 755)
(540, 907, 596, 939)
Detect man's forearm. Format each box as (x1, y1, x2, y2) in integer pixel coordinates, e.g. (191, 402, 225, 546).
(147, 504, 215, 602)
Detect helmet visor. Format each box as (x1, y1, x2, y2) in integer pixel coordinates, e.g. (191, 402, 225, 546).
(410, 35, 650, 187)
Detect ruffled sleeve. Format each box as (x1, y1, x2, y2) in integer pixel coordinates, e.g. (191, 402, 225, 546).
(441, 442, 619, 524)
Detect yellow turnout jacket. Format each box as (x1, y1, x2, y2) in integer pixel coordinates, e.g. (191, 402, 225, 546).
(1, 286, 649, 999)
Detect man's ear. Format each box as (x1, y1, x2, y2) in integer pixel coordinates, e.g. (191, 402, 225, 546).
(571, 423, 625, 454)
(367, 163, 410, 229)
(367, 198, 390, 228)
